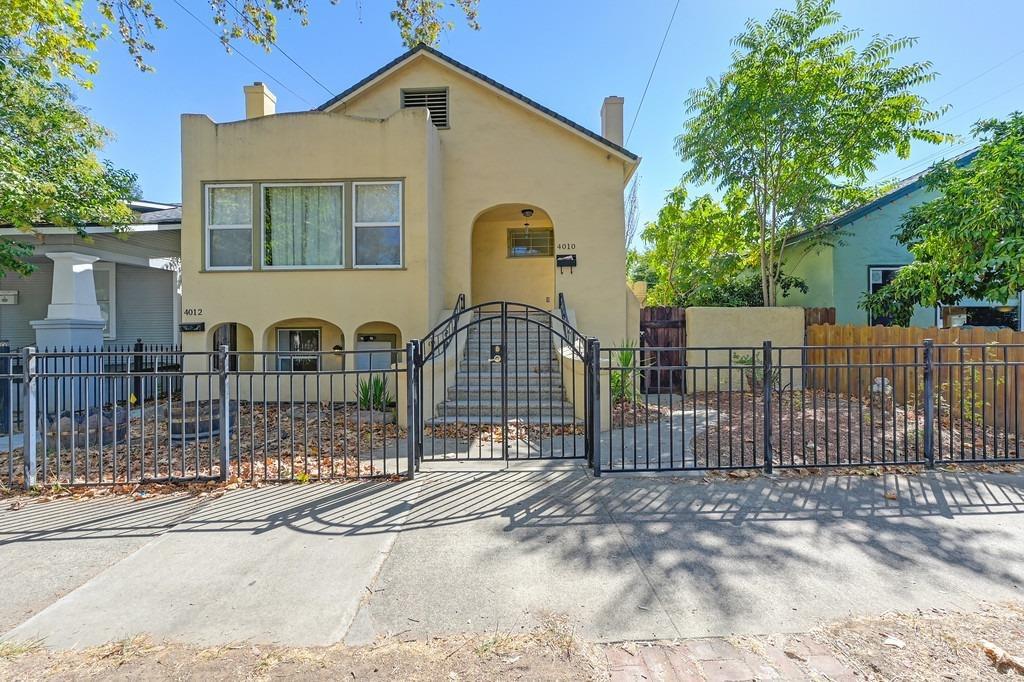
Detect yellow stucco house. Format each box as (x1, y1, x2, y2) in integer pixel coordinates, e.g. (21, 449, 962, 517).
(179, 45, 640, 364)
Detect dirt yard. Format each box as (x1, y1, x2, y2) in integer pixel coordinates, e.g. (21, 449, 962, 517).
(2, 604, 1022, 680)
(1, 401, 406, 489)
(813, 601, 1024, 680)
(681, 388, 1021, 469)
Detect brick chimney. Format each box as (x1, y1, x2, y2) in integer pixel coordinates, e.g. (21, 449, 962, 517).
(600, 96, 624, 146)
(243, 82, 277, 119)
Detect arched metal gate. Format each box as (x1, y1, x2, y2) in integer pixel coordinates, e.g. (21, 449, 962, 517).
(407, 301, 598, 467)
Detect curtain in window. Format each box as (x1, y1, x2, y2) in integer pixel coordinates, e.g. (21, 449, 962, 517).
(265, 186, 343, 267)
(210, 187, 251, 225)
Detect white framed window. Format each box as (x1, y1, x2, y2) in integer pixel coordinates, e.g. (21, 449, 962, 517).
(353, 181, 403, 268)
(262, 183, 345, 269)
(276, 328, 320, 372)
(205, 184, 253, 270)
(508, 228, 554, 258)
(93, 262, 116, 339)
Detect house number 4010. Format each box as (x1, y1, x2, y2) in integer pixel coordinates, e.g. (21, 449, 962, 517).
(557, 243, 576, 250)
(184, 308, 203, 317)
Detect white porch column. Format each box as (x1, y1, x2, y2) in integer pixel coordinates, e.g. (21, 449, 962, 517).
(30, 252, 106, 350)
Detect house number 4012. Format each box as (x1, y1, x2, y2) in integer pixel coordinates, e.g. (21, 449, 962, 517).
(557, 243, 576, 250)
(184, 308, 203, 317)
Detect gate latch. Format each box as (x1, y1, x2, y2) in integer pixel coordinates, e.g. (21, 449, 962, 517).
(489, 344, 503, 364)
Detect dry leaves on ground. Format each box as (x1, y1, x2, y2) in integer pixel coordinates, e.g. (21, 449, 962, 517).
(0, 617, 602, 681)
(815, 601, 1024, 680)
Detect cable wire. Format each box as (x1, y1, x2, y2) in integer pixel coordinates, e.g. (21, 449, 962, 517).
(221, 0, 335, 96)
(625, 0, 681, 145)
(172, 0, 314, 106)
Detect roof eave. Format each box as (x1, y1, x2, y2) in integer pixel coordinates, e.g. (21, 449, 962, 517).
(788, 147, 981, 245)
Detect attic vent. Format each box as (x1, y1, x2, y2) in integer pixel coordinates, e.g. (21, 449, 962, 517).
(401, 88, 449, 128)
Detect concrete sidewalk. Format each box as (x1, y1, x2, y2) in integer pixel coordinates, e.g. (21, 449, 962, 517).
(4, 466, 1024, 650)
(349, 467, 1024, 643)
(5, 481, 415, 648)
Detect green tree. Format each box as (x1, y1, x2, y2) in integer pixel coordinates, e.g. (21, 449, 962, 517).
(5, 1, 481, 82)
(677, 0, 949, 306)
(640, 185, 759, 306)
(863, 113, 1024, 325)
(0, 37, 138, 277)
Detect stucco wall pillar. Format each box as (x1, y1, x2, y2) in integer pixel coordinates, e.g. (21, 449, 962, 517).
(30, 252, 105, 350)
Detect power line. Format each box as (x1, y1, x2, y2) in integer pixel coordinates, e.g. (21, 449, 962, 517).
(874, 140, 977, 186)
(221, 0, 334, 96)
(873, 76, 1024, 185)
(172, 0, 314, 106)
(625, 0, 681, 145)
(870, 57, 1024, 186)
(940, 78, 1024, 126)
(930, 46, 1024, 104)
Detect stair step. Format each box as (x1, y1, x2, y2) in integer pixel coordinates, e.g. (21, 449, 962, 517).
(447, 377, 565, 386)
(433, 405, 579, 418)
(456, 358, 557, 368)
(446, 389, 566, 400)
(454, 369, 561, 378)
(425, 411, 585, 421)
(463, 348, 556, 356)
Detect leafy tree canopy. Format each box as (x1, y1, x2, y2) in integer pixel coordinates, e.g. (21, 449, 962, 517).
(637, 185, 807, 307)
(862, 113, 1024, 326)
(0, 37, 138, 276)
(676, 0, 949, 305)
(4, 1, 481, 83)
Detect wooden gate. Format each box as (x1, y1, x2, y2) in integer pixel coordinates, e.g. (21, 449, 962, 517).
(640, 307, 686, 393)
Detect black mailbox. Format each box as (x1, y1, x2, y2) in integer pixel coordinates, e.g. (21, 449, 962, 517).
(180, 322, 206, 332)
(556, 254, 577, 269)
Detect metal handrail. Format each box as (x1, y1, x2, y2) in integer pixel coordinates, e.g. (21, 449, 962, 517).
(421, 293, 466, 362)
(558, 292, 569, 323)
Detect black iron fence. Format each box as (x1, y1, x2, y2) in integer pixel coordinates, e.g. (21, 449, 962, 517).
(1, 346, 411, 489)
(599, 341, 1024, 475)
(5, 336, 1023, 489)
(0, 340, 181, 436)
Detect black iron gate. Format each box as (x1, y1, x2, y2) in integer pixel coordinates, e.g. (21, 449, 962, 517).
(412, 301, 596, 465)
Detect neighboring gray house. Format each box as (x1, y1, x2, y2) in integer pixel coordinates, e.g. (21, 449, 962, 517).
(0, 201, 182, 350)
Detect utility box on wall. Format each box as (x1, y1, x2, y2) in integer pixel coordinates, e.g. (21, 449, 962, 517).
(0, 291, 18, 305)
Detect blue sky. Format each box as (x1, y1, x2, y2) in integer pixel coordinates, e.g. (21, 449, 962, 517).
(79, 0, 1024, 238)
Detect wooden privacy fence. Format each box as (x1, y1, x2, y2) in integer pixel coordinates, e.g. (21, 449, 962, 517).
(804, 306, 836, 327)
(806, 324, 1024, 451)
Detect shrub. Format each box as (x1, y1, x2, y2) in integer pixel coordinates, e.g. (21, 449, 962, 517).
(357, 375, 393, 411)
(610, 340, 642, 402)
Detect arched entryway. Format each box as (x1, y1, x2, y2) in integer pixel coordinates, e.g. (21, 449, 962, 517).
(262, 317, 344, 371)
(209, 322, 255, 370)
(471, 204, 555, 308)
(354, 321, 402, 371)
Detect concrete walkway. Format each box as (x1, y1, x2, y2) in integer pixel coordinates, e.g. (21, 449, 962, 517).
(4, 466, 1024, 650)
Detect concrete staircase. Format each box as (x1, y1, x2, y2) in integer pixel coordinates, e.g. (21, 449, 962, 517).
(430, 311, 580, 425)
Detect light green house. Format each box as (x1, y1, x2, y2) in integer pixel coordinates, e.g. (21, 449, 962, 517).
(782, 148, 1023, 330)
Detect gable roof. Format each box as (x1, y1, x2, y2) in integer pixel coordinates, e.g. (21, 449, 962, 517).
(317, 44, 640, 164)
(788, 146, 979, 244)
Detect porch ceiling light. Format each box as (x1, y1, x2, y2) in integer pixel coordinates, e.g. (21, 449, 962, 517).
(521, 208, 534, 233)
